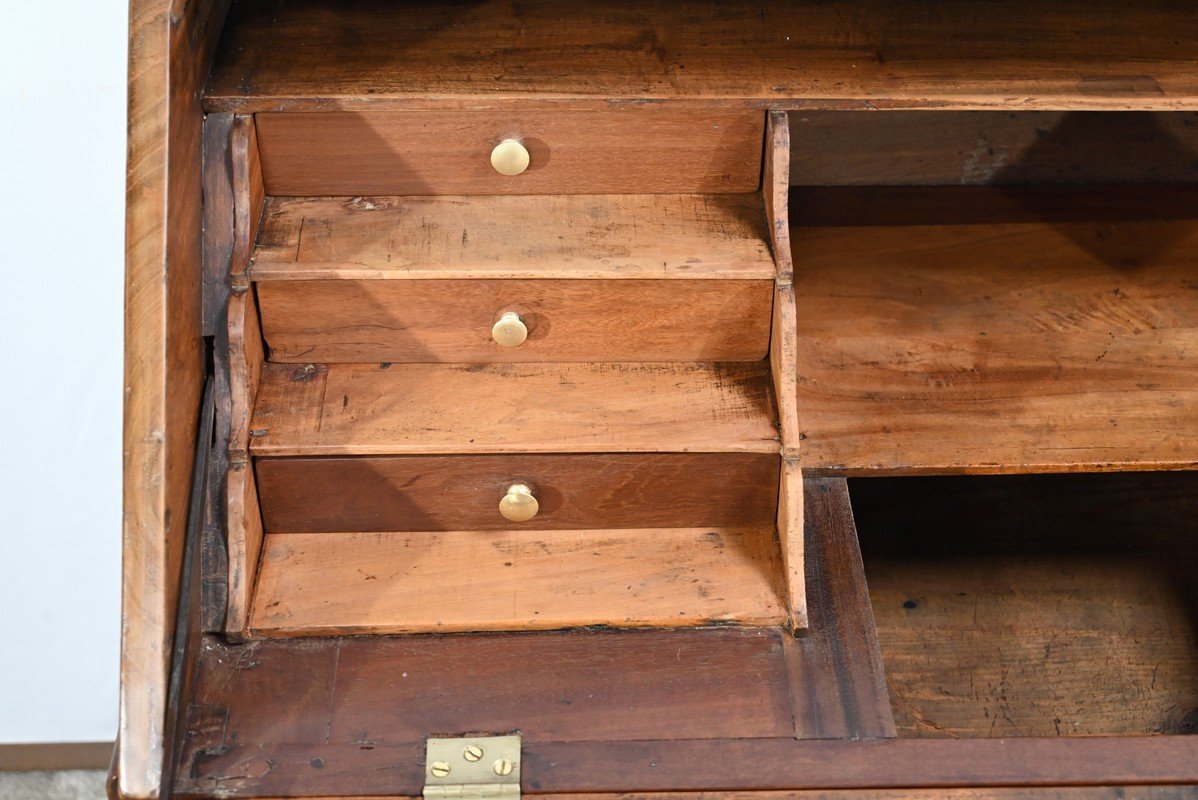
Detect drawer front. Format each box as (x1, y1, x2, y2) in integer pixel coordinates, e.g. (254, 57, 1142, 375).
(257, 278, 774, 363)
(256, 453, 781, 532)
(254, 109, 765, 195)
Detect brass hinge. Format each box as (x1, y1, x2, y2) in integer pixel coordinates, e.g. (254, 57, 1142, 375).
(424, 735, 521, 800)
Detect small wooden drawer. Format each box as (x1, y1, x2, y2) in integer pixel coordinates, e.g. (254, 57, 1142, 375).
(256, 278, 774, 362)
(254, 109, 766, 195)
(255, 453, 781, 532)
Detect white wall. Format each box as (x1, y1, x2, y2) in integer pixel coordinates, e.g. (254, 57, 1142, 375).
(0, 1, 126, 743)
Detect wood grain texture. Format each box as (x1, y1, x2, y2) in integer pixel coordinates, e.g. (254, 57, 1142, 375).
(789, 111, 1198, 186)
(253, 110, 764, 195)
(222, 461, 262, 642)
(255, 453, 780, 532)
(793, 187, 1198, 475)
(763, 111, 792, 277)
(225, 292, 263, 462)
(250, 527, 786, 635)
(229, 115, 264, 285)
(790, 477, 894, 739)
(776, 460, 805, 631)
(256, 278, 773, 363)
(218, 791, 1198, 800)
(200, 113, 234, 336)
(204, 0, 1198, 111)
(119, 0, 228, 796)
(250, 362, 781, 456)
(854, 472, 1198, 740)
(174, 628, 805, 796)
(173, 735, 1198, 797)
(252, 193, 776, 280)
(770, 284, 799, 454)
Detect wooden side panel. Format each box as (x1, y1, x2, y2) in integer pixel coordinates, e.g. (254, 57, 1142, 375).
(250, 527, 787, 635)
(255, 110, 765, 195)
(255, 453, 780, 532)
(790, 111, 1198, 186)
(252, 193, 776, 281)
(223, 290, 264, 639)
(250, 362, 781, 456)
(790, 477, 894, 739)
(777, 459, 806, 631)
(770, 285, 799, 453)
(229, 115, 264, 284)
(763, 111, 793, 277)
(119, 0, 229, 796)
(256, 278, 773, 363)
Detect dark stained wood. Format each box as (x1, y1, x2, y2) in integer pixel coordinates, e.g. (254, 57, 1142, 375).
(187, 788, 1198, 800)
(256, 278, 774, 363)
(119, 0, 230, 795)
(200, 113, 234, 336)
(789, 477, 895, 740)
(250, 362, 781, 456)
(253, 110, 765, 195)
(853, 472, 1198, 739)
(789, 111, 1198, 186)
(203, 0, 1198, 112)
(256, 453, 780, 532)
(175, 628, 798, 795)
(174, 733, 1198, 797)
(793, 187, 1198, 475)
(252, 193, 776, 281)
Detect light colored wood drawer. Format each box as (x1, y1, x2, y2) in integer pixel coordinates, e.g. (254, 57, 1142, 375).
(254, 109, 765, 195)
(255, 453, 780, 532)
(256, 278, 774, 363)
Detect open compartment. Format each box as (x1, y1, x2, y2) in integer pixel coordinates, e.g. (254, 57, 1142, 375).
(853, 471, 1198, 739)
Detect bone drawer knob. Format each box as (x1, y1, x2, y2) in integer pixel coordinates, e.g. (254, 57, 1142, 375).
(491, 311, 528, 347)
(490, 138, 530, 176)
(499, 484, 539, 522)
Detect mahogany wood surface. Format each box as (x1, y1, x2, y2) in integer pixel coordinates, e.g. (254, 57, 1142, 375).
(250, 362, 780, 456)
(252, 193, 776, 281)
(119, 0, 229, 796)
(793, 187, 1198, 475)
(250, 526, 787, 635)
(203, 0, 1198, 111)
(256, 278, 773, 363)
(789, 111, 1198, 187)
(229, 791, 1198, 800)
(253, 109, 765, 195)
(255, 453, 780, 532)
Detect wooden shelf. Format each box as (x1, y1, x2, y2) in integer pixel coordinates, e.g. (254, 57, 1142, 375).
(250, 527, 787, 635)
(250, 361, 781, 456)
(252, 194, 775, 280)
(204, 0, 1198, 111)
(794, 187, 1198, 476)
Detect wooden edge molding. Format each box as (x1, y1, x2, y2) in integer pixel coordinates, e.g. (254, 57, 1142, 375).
(778, 458, 807, 631)
(763, 110, 793, 279)
(230, 114, 265, 288)
(0, 741, 115, 772)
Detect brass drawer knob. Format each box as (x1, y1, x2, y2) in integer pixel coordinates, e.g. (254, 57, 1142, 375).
(491, 138, 530, 176)
(491, 311, 528, 347)
(499, 483, 539, 522)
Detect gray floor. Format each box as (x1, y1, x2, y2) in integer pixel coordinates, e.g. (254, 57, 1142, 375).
(0, 771, 107, 800)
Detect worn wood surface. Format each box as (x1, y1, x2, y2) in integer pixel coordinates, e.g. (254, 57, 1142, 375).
(200, 113, 234, 336)
(225, 292, 262, 462)
(119, 0, 229, 796)
(204, 0, 1198, 111)
(253, 110, 764, 195)
(763, 111, 792, 277)
(789, 477, 894, 739)
(776, 460, 805, 632)
(255, 453, 779, 532)
(216, 791, 1198, 800)
(256, 278, 773, 363)
(793, 187, 1198, 475)
(770, 284, 799, 455)
(253, 193, 775, 280)
(789, 111, 1198, 186)
(854, 472, 1198, 739)
(228, 115, 264, 284)
(250, 527, 786, 635)
(251, 362, 780, 456)
(175, 734, 1198, 797)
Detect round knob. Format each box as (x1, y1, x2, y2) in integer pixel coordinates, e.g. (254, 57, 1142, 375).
(491, 311, 528, 347)
(499, 484, 539, 522)
(491, 139, 530, 176)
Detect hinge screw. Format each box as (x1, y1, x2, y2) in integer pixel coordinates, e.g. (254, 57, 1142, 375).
(430, 761, 451, 778)
(463, 745, 484, 762)
(493, 759, 514, 776)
